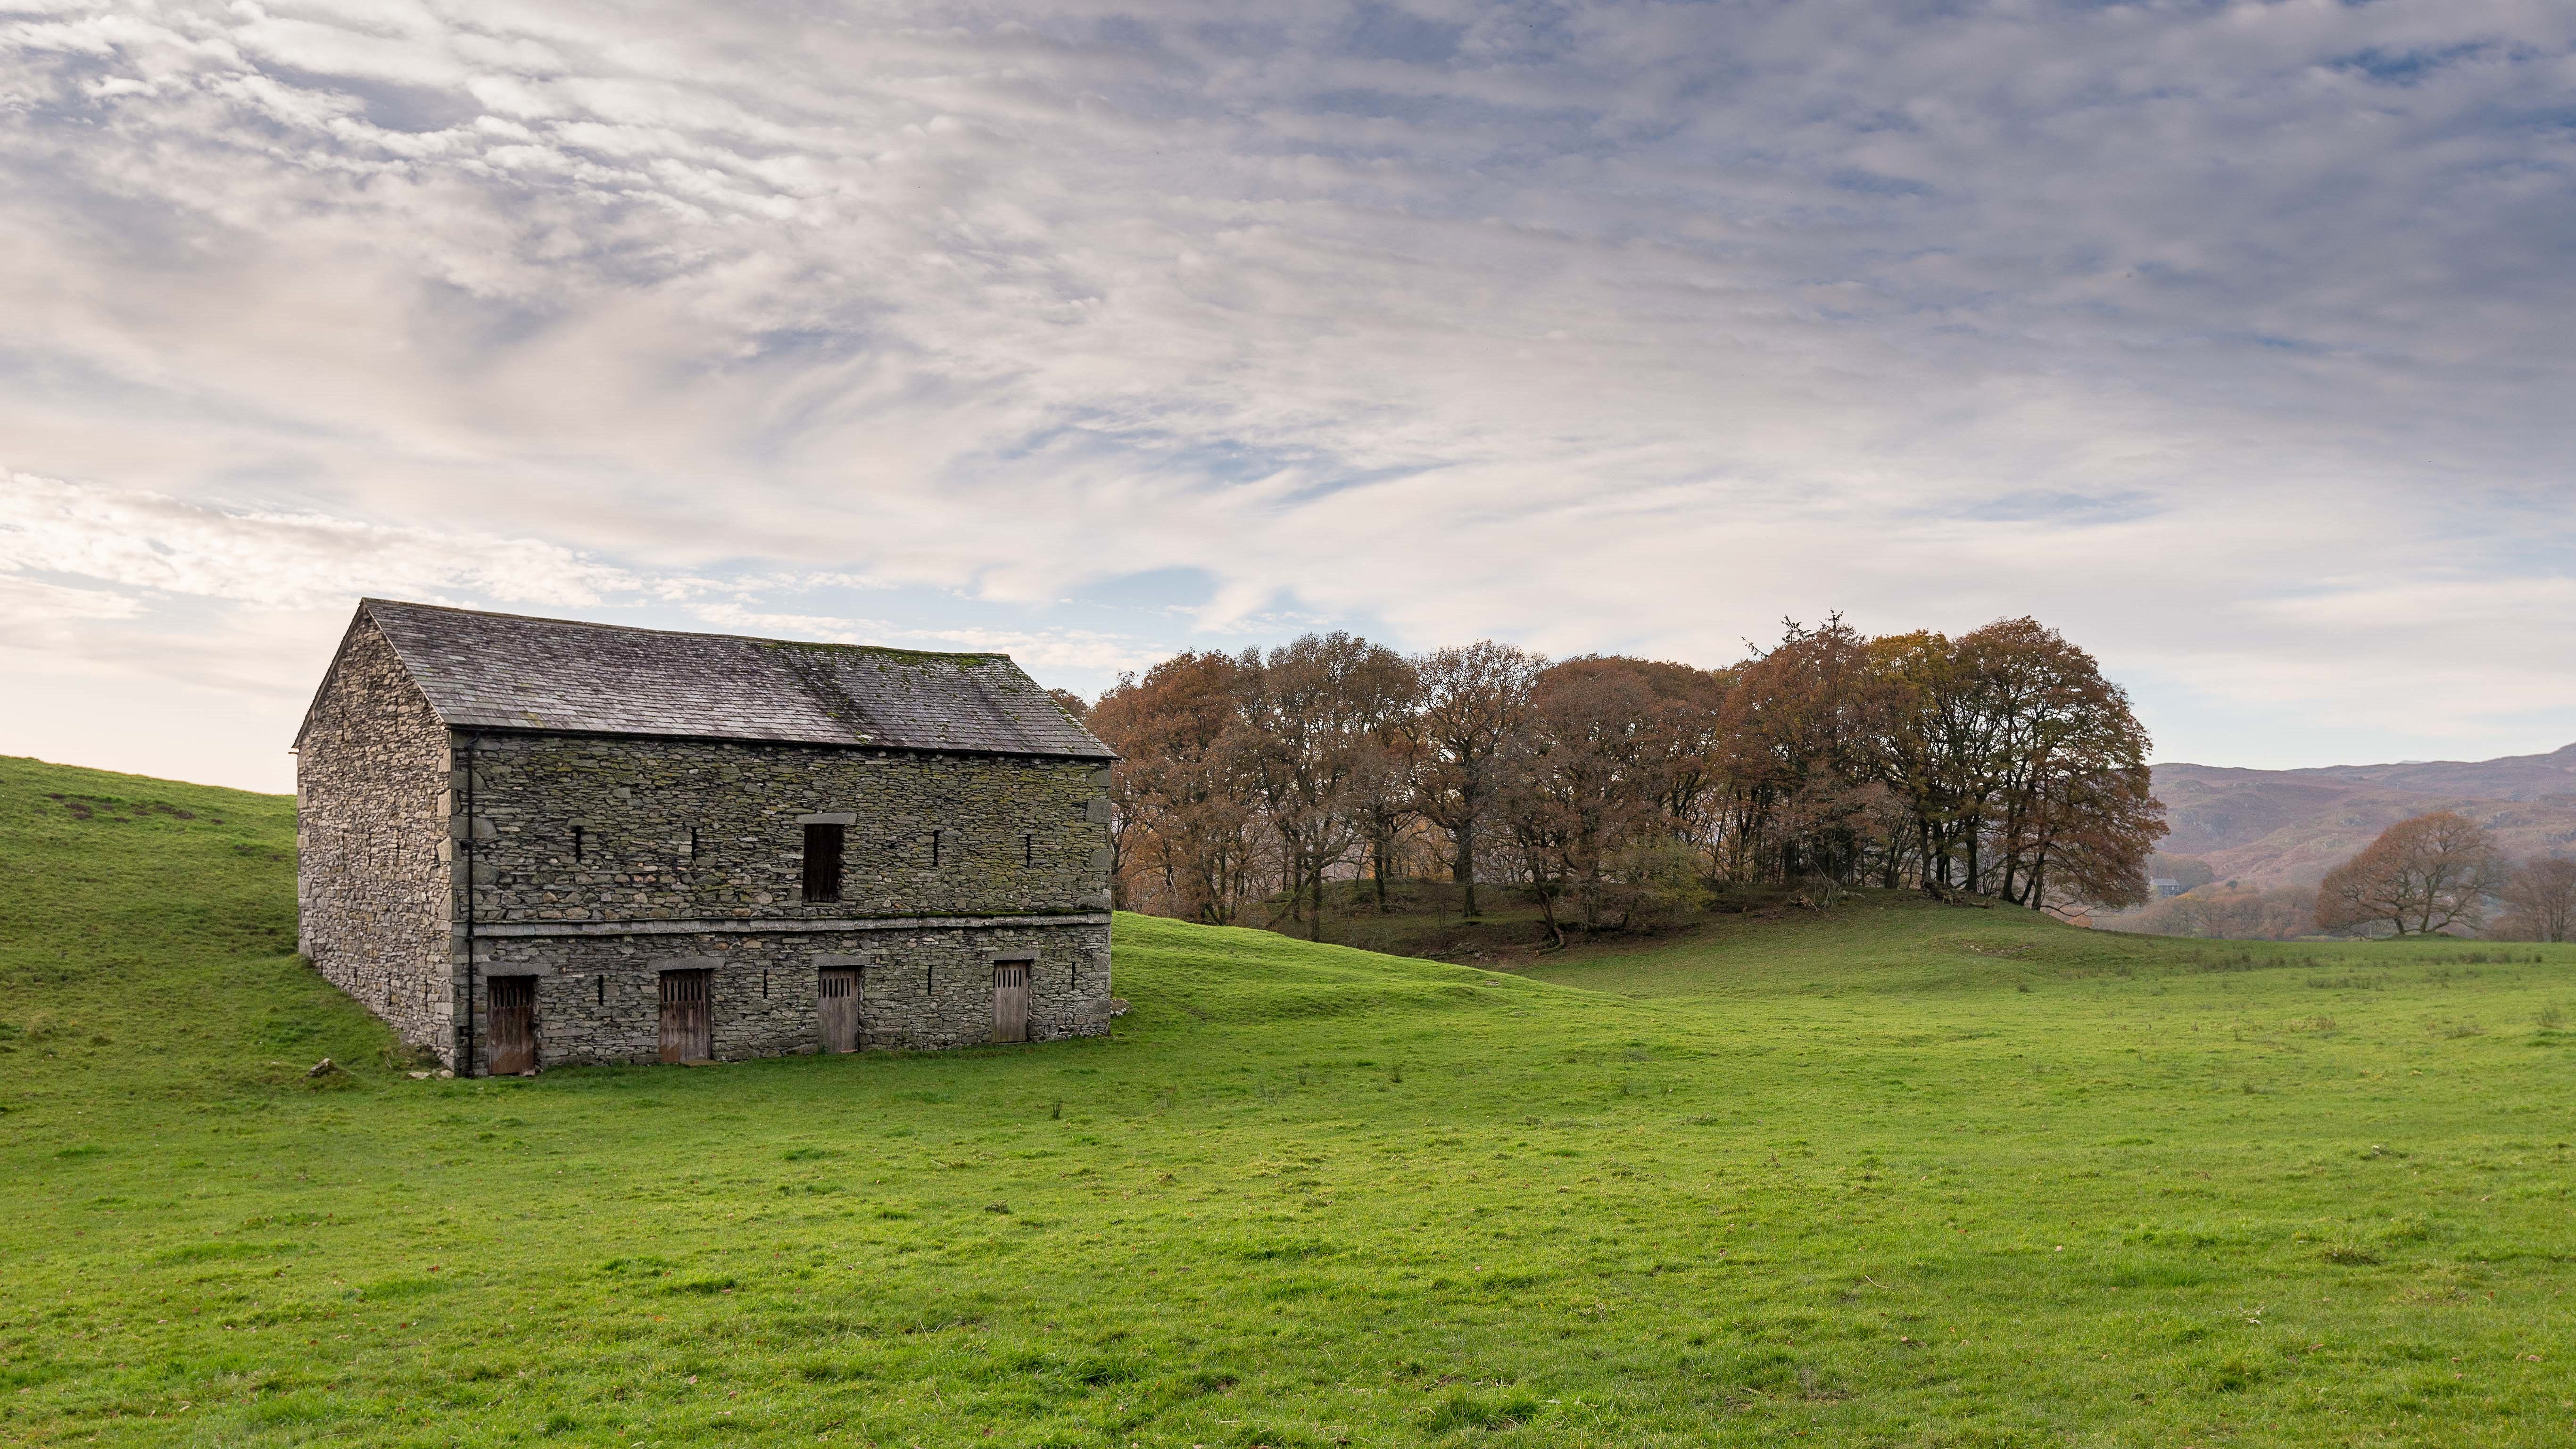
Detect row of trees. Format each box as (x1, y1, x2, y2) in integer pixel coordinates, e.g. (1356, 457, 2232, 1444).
(2310, 811, 2576, 941)
(1079, 616, 2168, 941)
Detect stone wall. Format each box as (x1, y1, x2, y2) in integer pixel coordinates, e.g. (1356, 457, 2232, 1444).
(294, 616, 455, 1057)
(443, 731, 1116, 1073)
(455, 733, 1114, 924)
(302, 670, 1118, 1073)
(464, 918, 1112, 1069)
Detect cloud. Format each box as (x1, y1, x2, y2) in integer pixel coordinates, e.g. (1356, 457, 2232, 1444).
(0, 570, 146, 643)
(0, 0, 2572, 787)
(0, 472, 640, 611)
(0, 469, 1160, 711)
(683, 600, 1158, 673)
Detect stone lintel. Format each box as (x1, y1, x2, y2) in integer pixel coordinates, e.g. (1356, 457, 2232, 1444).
(474, 912, 1111, 939)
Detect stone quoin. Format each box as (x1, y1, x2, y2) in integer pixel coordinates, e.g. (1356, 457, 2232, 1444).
(293, 599, 1119, 1075)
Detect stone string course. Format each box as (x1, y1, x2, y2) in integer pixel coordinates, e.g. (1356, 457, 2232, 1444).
(296, 622, 1117, 1074)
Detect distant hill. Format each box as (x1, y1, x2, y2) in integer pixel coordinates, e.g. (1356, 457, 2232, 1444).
(2152, 742, 2576, 888)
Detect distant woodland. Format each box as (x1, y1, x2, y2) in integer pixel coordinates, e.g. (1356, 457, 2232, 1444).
(2108, 742, 2576, 942)
(1070, 616, 2166, 943)
(2116, 811, 2576, 943)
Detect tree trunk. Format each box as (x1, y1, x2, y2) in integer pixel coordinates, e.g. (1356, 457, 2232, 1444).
(1276, 827, 1302, 933)
(1456, 820, 1480, 919)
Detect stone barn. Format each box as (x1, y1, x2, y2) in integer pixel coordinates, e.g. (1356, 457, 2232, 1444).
(294, 599, 1118, 1076)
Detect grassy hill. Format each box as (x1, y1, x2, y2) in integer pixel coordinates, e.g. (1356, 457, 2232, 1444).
(4, 754, 2575, 1446)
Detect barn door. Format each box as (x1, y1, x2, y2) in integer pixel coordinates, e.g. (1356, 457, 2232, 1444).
(818, 967, 862, 1054)
(487, 975, 538, 1076)
(992, 961, 1031, 1044)
(659, 969, 712, 1063)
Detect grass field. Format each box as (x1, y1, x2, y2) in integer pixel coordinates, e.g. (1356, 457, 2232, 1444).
(4, 753, 2574, 1447)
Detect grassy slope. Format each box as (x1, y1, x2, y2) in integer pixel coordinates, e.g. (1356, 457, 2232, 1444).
(2, 755, 2574, 1447)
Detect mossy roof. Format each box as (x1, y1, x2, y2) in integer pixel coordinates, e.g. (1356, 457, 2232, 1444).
(310, 599, 1111, 759)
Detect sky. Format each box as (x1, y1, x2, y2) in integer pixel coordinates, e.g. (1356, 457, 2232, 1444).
(3, 0, 2573, 794)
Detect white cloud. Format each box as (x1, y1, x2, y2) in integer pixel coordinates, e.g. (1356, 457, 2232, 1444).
(0, 570, 146, 632)
(0, 0, 2571, 785)
(0, 473, 638, 610)
(683, 600, 1157, 673)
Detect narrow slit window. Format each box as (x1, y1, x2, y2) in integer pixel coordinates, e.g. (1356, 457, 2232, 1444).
(687, 827, 699, 861)
(803, 823, 845, 903)
(931, 829, 942, 867)
(573, 826, 586, 862)
(1023, 833, 1033, 867)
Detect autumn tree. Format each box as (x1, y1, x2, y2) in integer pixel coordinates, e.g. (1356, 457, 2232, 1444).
(1606, 657, 1730, 833)
(1967, 618, 2163, 910)
(1865, 629, 1992, 891)
(1853, 618, 2162, 909)
(2493, 857, 2576, 942)
(1495, 658, 1674, 942)
(1230, 633, 1414, 939)
(1412, 641, 1544, 918)
(2013, 758, 2163, 911)
(1716, 616, 1892, 888)
(1348, 654, 1425, 911)
(1087, 653, 1266, 924)
(2314, 811, 2504, 937)
(1088, 610, 2164, 935)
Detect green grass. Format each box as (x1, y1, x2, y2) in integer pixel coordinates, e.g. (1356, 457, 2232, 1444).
(4, 753, 2575, 1446)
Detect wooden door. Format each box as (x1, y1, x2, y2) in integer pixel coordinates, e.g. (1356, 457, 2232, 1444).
(992, 961, 1031, 1044)
(487, 975, 537, 1076)
(818, 967, 862, 1054)
(659, 969, 712, 1063)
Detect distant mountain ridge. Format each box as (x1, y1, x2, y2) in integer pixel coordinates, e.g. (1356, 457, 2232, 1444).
(2151, 743, 2576, 888)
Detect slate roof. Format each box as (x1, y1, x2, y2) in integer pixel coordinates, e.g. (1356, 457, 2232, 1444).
(300, 599, 1113, 760)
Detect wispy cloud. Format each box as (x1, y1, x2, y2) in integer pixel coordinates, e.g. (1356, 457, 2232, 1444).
(0, 473, 642, 610)
(2, 0, 2572, 788)
(682, 601, 1157, 672)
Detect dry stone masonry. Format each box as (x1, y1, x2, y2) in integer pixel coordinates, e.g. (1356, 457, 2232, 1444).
(295, 611, 456, 1050)
(294, 600, 1118, 1075)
